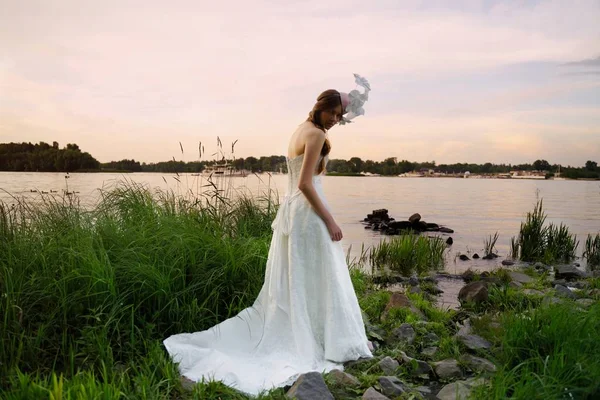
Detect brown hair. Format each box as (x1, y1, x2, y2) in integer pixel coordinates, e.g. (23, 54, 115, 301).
(307, 89, 340, 174)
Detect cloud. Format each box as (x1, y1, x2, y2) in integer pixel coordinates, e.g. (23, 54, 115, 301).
(562, 56, 600, 67)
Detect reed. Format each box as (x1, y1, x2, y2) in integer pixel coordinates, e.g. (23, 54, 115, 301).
(368, 234, 446, 276)
(584, 233, 600, 269)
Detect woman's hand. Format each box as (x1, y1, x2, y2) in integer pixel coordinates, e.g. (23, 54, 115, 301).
(326, 219, 343, 242)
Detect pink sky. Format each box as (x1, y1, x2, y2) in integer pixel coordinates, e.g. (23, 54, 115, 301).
(1, 0, 599, 166)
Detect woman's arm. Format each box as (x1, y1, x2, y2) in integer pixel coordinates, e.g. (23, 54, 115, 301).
(297, 128, 343, 241)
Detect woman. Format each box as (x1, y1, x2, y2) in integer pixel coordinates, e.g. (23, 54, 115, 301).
(164, 75, 372, 396)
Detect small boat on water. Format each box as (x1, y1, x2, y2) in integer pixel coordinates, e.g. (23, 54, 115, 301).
(202, 162, 249, 177)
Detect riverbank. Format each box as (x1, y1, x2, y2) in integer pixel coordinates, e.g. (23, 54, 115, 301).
(1, 185, 599, 399)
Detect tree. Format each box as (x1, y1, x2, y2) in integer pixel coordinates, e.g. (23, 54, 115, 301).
(533, 159, 551, 171)
(585, 160, 597, 171)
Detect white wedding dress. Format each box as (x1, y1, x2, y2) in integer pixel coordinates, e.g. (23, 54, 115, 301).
(163, 153, 372, 396)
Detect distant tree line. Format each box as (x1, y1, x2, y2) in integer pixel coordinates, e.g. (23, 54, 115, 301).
(0, 142, 100, 172)
(1, 142, 598, 179)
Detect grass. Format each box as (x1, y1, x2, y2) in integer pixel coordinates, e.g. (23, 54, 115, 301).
(513, 199, 579, 264)
(0, 183, 278, 398)
(483, 232, 499, 256)
(472, 302, 600, 399)
(368, 234, 446, 276)
(584, 233, 600, 270)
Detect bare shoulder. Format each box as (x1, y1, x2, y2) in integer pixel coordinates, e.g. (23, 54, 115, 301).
(302, 124, 326, 141)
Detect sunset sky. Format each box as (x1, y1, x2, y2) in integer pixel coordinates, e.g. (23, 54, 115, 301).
(1, 0, 599, 166)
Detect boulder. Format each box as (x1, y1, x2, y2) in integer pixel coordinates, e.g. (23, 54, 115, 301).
(422, 347, 439, 357)
(457, 334, 492, 351)
(554, 284, 576, 299)
(362, 387, 391, 400)
(508, 271, 534, 284)
(523, 288, 544, 296)
(446, 237, 454, 245)
(458, 281, 489, 304)
(439, 227, 454, 234)
(472, 253, 480, 259)
(436, 381, 471, 400)
(286, 372, 334, 400)
(409, 213, 422, 223)
(459, 254, 470, 261)
(389, 323, 416, 345)
(433, 359, 463, 379)
(576, 298, 595, 308)
(327, 369, 360, 387)
(555, 265, 589, 281)
(501, 259, 515, 266)
(382, 293, 424, 320)
(378, 376, 408, 397)
(397, 351, 433, 377)
(378, 356, 399, 375)
(460, 354, 496, 373)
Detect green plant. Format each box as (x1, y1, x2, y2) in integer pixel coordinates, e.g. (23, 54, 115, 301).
(584, 233, 600, 270)
(368, 234, 446, 276)
(514, 200, 579, 264)
(484, 232, 499, 256)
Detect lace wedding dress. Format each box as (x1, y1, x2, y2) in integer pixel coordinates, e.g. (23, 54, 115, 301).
(163, 153, 372, 396)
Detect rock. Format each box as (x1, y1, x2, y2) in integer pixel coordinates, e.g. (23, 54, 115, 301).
(433, 359, 463, 379)
(379, 356, 399, 375)
(409, 275, 420, 286)
(542, 296, 563, 306)
(436, 381, 472, 400)
(425, 284, 444, 295)
(415, 386, 434, 397)
(362, 387, 391, 400)
(423, 332, 440, 345)
(382, 293, 424, 320)
(576, 298, 595, 308)
(509, 281, 523, 288)
(534, 262, 550, 271)
(439, 227, 454, 234)
(555, 265, 589, 281)
(409, 213, 422, 223)
(398, 351, 434, 377)
(461, 270, 475, 282)
(501, 259, 515, 266)
(458, 281, 489, 304)
(459, 254, 470, 261)
(567, 281, 588, 289)
(422, 346, 439, 357)
(344, 357, 372, 369)
(361, 387, 390, 400)
(180, 376, 196, 391)
(389, 323, 416, 344)
(554, 284, 577, 299)
(286, 372, 334, 400)
(327, 369, 360, 387)
(508, 271, 534, 284)
(482, 253, 499, 260)
(552, 279, 567, 286)
(523, 288, 544, 296)
(409, 286, 423, 295)
(414, 221, 428, 231)
(378, 376, 408, 397)
(457, 334, 492, 351)
(472, 253, 480, 259)
(460, 354, 496, 373)
(457, 318, 472, 336)
(426, 222, 440, 231)
(446, 237, 454, 245)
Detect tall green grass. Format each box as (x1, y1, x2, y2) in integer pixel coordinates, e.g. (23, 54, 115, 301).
(0, 183, 277, 396)
(584, 233, 600, 270)
(368, 234, 446, 276)
(473, 303, 600, 399)
(512, 200, 579, 264)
